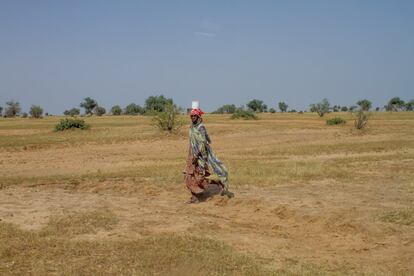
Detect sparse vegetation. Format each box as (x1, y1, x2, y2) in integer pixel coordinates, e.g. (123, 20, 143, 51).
(326, 117, 346, 125)
(354, 110, 368, 129)
(386, 97, 405, 111)
(0, 112, 413, 275)
(63, 108, 81, 117)
(145, 95, 173, 113)
(55, 118, 90, 131)
(42, 210, 118, 236)
(94, 106, 106, 116)
(379, 208, 414, 226)
(124, 103, 144, 115)
(310, 98, 330, 117)
(4, 100, 21, 117)
(152, 102, 184, 132)
(213, 104, 237, 114)
(0, 220, 267, 275)
(278, 101, 288, 112)
(247, 99, 267, 113)
(357, 99, 372, 111)
(406, 99, 414, 111)
(111, 105, 122, 115)
(80, 97, 98, 115)
(231, 108, 258, 120)
(29, 105, 43, 118)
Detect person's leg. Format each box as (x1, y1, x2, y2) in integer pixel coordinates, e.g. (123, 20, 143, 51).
(220, 182, 234, 198)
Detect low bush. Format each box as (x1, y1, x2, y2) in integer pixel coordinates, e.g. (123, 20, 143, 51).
(94, 106, 106, 116)
(152, 102, 184, 133)
(354, 110, 368, 130)
(326, 117, 346, 125)
(231, 109, 257, 120)
(63, 108, 80, 117)
(55, 118, 90, 131)
(30, 105, 43, 118)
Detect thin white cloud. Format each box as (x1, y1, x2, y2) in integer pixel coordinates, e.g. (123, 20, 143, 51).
(194, 31, 216, 38)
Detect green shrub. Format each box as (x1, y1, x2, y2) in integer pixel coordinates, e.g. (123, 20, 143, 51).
(111, 105, 122, 115)
(124, 103, 144, 115)
(152, 102, 184, 133)
(4, 101, 21, 117)
(63, 108, 80, 117)
(326, 117, 346, 125)
(29, 105, 43, 118)
(310, 98, 330, 117)
(354, 110, 368, 129)
(55, 118, 90, 131)
(231, 109, 257, 120)
(212, 104, 237, 114)
(94, 106, 106, 116)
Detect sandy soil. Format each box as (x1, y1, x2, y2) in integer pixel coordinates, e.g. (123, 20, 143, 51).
(1, 179, 412, 274)
(1, 114, 413, 274)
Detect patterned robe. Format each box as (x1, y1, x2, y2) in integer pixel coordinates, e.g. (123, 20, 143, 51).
(184, 121, 229, 195)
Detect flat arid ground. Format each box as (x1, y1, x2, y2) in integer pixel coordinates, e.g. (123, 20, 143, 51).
(0, 112, 413, 275)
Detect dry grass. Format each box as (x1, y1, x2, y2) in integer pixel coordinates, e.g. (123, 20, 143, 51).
(0, 112, 413, 275)
(41, 210, 119, 237)
(0, 218, 269, 275)
(379, 208, 414, 226)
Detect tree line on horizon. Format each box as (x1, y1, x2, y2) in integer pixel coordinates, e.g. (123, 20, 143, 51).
(0, 95, 413, 118)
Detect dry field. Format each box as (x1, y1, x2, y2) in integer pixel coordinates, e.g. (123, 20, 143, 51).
(0, 112, 413, 275)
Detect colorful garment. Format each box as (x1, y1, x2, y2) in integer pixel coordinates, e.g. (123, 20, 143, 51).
(184, 119, 230, 196)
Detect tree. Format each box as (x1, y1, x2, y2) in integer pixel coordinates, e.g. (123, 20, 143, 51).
(330, 105, 338, 112)
(349, 105, 358, 112)
(94, 106, 106, 116)
(278, 102, 288, 112)
(80, 97, 98, 115)
(247, 99, 267, 112)
(63, 108, 81, 116)
(341, 106, 348, 112)
(310, 98, 330, 117)
(406, 99, 414, 111)
(357, 99, 372, 111)
(124, 103, 143, 115)
(0, 106, 2, 116)
(269, 108, 276, 113)
(111, 105, 122, 115)
(386, 97, 405, 111)
(213, 104, 237, 114)
(354, 110, 368, 130)
(29, 105, 43, 118)
(145, 95, 173, 113)
(4, 101, 21, 117)
(153, 102, 184, 132)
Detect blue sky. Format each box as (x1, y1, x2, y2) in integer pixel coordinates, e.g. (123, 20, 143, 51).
(0, 0, 413, 114)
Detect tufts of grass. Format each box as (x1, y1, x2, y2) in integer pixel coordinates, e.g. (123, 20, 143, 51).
(378, 208, 414, 226)
(41, 210, 119, 237)
(0, 221, 271, 275)
(326, 117, 346, 125)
